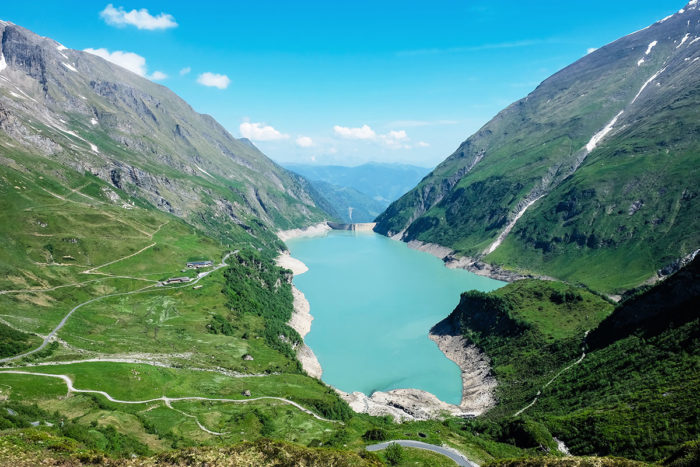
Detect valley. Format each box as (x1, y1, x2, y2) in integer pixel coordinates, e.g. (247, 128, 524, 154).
(0, 1, 698, 466)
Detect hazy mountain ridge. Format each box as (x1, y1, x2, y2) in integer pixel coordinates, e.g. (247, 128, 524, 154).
(285, 162, 430, 223)
(0, 20, 328, 234)
(285, 163, 430, 204)
(375, 1, 700, 292)
(303, 179, 386, 223)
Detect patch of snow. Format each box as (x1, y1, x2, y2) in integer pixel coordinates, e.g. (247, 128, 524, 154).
(677, 33, 690, 48)
(638, 58, 645, 66)
(62, 62, 78, 73)
(694, 57, 699, 62)
(195, 164, 214, 178)
(645, 41, 658, 55)
(484, 195, 544, 255)
(631, 67, 667, 104)
(54, 125, 99, 153)
(78, 95, 86, 100)
(659, 14, 674, 23)
(9, 91, 24, 99)
(690, 37, 700, 45)
(0, 53, 7, 72)
(14, 87, 37, 103)
(56, 44, 68, 59)
(586, 110, 624, 152)
(90, 118, 98, 126)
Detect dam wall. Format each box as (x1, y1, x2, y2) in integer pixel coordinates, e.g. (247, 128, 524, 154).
(327, 222, 377, 232)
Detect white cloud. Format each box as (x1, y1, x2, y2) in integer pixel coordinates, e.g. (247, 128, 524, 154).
(586, 47, 597, 54)
(333, 124, 413, 149)
(100, 4, 177, 30)
(197, 72, 231, 89)
(333, 124, 376, 139)
(149, 70, 167, 80)
(296, 136, 314, 147)
(84, 47, 166, 80)
(240, 122, 289, 141)
(385, 130, 407, 141)
(179, 66, 191, 76)
(417, 141, 430, 147)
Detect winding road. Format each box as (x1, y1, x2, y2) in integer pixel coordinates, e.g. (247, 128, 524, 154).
(0, 249, 347, 435)
(0, 370, 341, 429)
(366, 440, 478, 466)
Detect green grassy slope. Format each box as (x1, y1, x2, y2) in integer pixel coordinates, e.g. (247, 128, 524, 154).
(449, 259, 699, 462)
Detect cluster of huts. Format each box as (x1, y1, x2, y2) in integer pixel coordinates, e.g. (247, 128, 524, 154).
(162, 259, 213, 285)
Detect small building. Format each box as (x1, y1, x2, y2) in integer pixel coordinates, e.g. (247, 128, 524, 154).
(187, 260, 213, 269)
(164, 277, 190, 284)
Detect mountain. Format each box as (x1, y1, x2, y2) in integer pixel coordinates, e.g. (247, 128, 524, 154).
(304, 180, 386, 223)
(449, 256, 699, 461)
(0, 20, 329, 243)
(285, 162, 431, 205)
(375, 2, 700, 292)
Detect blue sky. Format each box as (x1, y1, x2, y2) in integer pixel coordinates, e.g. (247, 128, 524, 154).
(0, 1, 687, 167)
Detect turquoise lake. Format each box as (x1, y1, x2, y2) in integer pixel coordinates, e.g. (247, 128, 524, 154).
(286, 231, 504, 404)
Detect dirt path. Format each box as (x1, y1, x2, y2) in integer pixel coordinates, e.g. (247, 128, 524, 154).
(82, 242, 156, 274)
(513, 331, 589, 417)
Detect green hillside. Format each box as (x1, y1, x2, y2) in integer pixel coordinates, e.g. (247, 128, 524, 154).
(449, 259, 699, 462)
(375, 4, 700, 293)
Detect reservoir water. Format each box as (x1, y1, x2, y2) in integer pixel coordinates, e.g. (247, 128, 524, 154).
(286, 231, 504, 404)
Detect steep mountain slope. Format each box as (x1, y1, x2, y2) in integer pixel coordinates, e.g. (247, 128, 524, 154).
(0, 20, 329, 240)
(375, 1, 700, 292)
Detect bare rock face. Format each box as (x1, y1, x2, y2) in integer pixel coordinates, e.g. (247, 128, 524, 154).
(429, 319, 498, 414)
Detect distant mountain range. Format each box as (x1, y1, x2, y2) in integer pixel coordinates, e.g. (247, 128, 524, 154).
(285, 162, 430, 222)
(375, 1, 700, 292)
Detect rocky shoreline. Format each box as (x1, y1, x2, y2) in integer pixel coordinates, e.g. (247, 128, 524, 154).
(277, 222, 331, 242)
(405, 239, 554, 283)
(429, 319, 497, 414)
(276, 223, 330, 380)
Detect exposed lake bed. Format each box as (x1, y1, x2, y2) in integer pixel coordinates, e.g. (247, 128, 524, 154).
(281, 227, 504, 419)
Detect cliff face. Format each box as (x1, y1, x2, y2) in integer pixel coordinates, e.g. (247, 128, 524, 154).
(588, 256, 700, 349)
(375, 2, 700, 292)
(0, 21, 329, 235)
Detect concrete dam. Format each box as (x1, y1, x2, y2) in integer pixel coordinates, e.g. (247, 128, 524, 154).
(327, 222, 377, 232)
